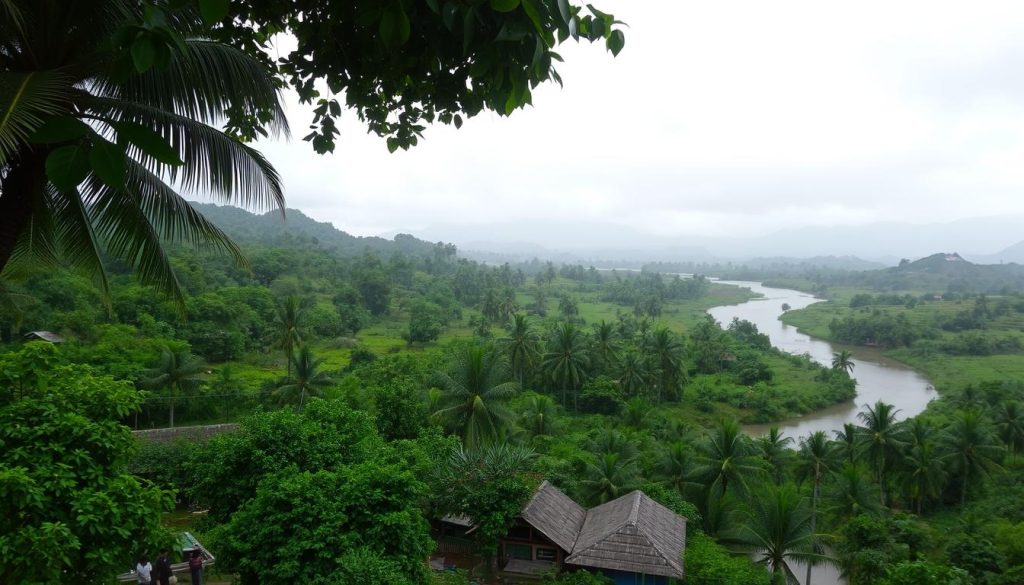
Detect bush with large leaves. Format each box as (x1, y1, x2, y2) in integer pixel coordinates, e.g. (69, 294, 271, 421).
(0, 343, 174, 583)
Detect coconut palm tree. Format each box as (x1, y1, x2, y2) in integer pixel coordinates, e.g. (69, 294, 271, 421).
(432, 345, 520, 448)
(826, 463, 881, 521)
(141, 348, 204, 428)
(758, 427, 794, 485)
(833, 423, 860, 465)
(615, 350, 653, 398)
(797, 431, 836, 585)
(831, 350, 855, 375)
(943, 410, 1004, 506)
(519, 394, 557, 438)
(581, 451, 637, 505)
(590, 320, 618, 374)
(271, 295, 305, 377)
(726, 483, 831, 585)
(0, 1, 286, 305)
(587, 428, 640, 460)
(692, 419, 764, 501)
(500, 313, 539, 385)
(541, 322, 591, 409)
(857, 401, 906, 506)
(995, 401, 1024, 461)
(646, 326, 686, 402)
(657, 440, 693, 495)
(275, 346, 333, 410)
(900, 435, 948, 514)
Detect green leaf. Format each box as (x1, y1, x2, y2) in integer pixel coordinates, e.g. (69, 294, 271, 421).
(199, 0, 230, 26)
(29, 116, 90, 144)
(489, 0, 520, 13)
(130, 36, 155, 72)
(607, 29, 625, 56)
(380, 6, 411, 46)
(425, 0, 441, 14)
(386, 137, 400, 153)
(114, 121, 183, 165)
(442, 2, 459, 30)
(89, 138, 127, 188)
(557, 0, 572, 24)
(45, 145, 91, 192)
(463, 8, 477, 55)
(453, 114, 463, 129)
(521, 0, 544, 36)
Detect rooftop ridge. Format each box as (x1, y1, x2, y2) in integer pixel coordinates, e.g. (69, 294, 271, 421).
(627, 490, 641, 526)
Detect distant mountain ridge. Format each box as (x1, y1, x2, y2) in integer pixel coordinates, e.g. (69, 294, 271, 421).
(192, 203, 443, 257)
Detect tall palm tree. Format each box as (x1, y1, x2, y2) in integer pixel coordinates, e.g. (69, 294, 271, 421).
(726, 483, 831, 585)
(995, 401, 1024, 461)
(797, 431, 835, 585)
(496, 287, 520, 323)
(646, 326, 686, 402)
(432, 345, 520, 448)
(541, 322, 591, 409)
(519, 394, 557, 438)
(900, 435, 948, 514)
(857, 401, 906, 506)
(141, 348, 204, 428)
(500, 314, 539, 385)
(943, 410, 1004, 506)
(831, 350, 855, 375)
(826, 463, 881, 521)
(0, 1, 286, 305)
(581, 451, 637, 505)
(615, 350, 653, 398)
(590, 320, 618, 374)
(272, 295, 305, 377)
(657, 440, 693, 495)
(758, 427, 794, 485)
(587, 428, 639, 460)
(692, 419, 763, 501)
(833, 423, 860, 465)
(275, 346, 333, 410)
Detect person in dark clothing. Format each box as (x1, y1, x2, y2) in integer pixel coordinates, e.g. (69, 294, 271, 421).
(154, 549, 173, 585)
(188, 550, 203, 585)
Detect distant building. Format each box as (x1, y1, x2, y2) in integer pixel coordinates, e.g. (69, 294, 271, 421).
(441, 481, 687, 584)
(23, 331, 64, 344)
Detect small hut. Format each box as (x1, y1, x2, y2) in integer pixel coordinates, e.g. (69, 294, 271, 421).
(23, 331, 64, 343)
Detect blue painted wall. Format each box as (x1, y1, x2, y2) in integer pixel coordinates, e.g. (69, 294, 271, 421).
(601, 569, 669, 585)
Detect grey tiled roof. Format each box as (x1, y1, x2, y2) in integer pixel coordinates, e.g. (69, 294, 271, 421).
(518, 484, 687, 579)
(520, 480, 587, 552)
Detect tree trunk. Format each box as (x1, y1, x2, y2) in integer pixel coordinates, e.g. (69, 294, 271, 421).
(169, 385, 176, 428)
(0, 152, 45, 272)
(806, 474, 819, 585)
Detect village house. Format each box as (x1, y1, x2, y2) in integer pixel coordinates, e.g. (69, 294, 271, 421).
(441, 481, 686, 585)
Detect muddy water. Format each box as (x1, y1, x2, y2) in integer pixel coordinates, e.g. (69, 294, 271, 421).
(707, 280, 936, 439)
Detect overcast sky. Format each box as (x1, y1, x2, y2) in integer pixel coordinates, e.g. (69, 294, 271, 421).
(235, 0, 1024, 250)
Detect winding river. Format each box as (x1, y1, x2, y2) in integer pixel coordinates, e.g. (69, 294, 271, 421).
(707, 281, 936, 439)
(707, 281, 936, 585)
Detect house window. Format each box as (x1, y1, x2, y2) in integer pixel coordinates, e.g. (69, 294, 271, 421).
(506, 543, 531, 560)
(535, 547, 557, 561)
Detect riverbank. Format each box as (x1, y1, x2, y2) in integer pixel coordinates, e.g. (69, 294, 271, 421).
(779, 291, 1024, 394)
(708, 281, 934, 438)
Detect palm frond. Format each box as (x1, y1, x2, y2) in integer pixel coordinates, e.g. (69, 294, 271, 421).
(82, 172, 185, 310)
(0, 70, 71, 164)
(87, 97, 285, 212)
(50, 185, 111, 300)
(6, 185, 60, 269)
(93, 39, 288, 138)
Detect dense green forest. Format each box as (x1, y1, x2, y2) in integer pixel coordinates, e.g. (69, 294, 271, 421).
(4, 206, 1024, 585)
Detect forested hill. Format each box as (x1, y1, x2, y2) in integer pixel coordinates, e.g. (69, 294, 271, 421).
(871, 252, 1024, 293)
(192, 202, 444, 257)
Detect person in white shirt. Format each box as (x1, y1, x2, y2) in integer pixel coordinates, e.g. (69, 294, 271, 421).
(136, 556, 153, 585)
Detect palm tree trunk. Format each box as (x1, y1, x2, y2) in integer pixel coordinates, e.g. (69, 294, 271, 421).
(169, 385, 176, 428)
(961, 473, 968, 507)
(806, 476, 819, 585)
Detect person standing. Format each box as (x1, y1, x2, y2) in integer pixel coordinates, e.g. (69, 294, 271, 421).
(188, 550, 203, 585)
(135, 556, 153, 585)
(154, 549, 173, 585)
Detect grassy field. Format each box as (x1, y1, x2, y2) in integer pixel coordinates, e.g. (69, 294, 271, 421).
(781, 289, 1024, 392)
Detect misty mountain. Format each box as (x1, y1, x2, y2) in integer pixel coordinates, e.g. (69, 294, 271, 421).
(417, 214, 1024, 263)
(193, 203, 442, 257)
(965, 240, 1024, 265)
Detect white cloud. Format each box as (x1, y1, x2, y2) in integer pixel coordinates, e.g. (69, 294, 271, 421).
(217, 0, 1024, 249)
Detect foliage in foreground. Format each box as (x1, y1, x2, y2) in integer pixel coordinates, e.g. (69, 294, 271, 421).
(0, 343, 174, 583)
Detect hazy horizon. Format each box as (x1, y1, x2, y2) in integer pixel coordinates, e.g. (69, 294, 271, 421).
(194, 0, 1024, 262)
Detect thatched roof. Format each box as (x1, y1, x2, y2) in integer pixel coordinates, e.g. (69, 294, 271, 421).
(566, 491, 686, 579)
(516, 483, 686, 579)
(520, 480, 587, 552)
